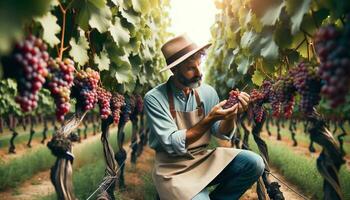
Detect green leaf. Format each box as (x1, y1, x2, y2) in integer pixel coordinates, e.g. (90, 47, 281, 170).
(240, 31, 259, 49)
(286, 0, 311, 34)
(0, 0, 52, 54)
(260, 34, 279, 60)
(69, 31, 89, 66)
(131, 0, 151, 14)
(94, 48, 110, 71)
(273, 24, 292, 49)
(251, 70, 265, 86)
(120, 8, 140, 26)
(75, 0, 112, 33)
(109, 17, 130, 46)
(35, 12, 61, 47)
(113, 55, 133, 84)
(260, 1, 285, 26)
(236, 55, 251, 75)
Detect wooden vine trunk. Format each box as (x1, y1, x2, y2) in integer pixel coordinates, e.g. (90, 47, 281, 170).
(96, 117, 118, 200)
(115, 123, 127, 189)
(8, 114, 18, 154)
(47, 108, 87, 200)
(307, 111, 345, 200)
(41, 118, 48, 144)
(251, 114, 285, 200)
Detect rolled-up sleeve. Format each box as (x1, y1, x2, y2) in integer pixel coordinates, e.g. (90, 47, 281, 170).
(144, 94, 187, 155)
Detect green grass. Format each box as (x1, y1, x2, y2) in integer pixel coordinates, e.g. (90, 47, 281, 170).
(249, 136, 350, 199)
(0, 145, 55, 190)
(0, 123, 131, 191)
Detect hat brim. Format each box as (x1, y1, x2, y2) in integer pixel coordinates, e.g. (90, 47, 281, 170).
(160, 43, 212, 72)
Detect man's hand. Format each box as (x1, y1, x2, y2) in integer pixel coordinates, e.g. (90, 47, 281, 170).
(237, 92, 250, 114)
(207, 100, 239, 122)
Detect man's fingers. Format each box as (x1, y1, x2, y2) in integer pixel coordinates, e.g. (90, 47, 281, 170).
(238, 96, 248, 107)
(240, 92, 250, 99)
(217, 100, 227, 109)
(239, 94, 249, 104)
(219, 103, 238, 114)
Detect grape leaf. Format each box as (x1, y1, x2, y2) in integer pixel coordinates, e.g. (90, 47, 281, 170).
(69, 32, 89, 66)
(286, 0, 311, 34)
(236, 55, 252, 75)
(35, 12, 61, 47)
(75, 0, 112, 33)
(131, 0, 151, 14)
(251, 70, 265, 86)
(260, 34, 279, 60)
(260, 1, 285, 26)
(273, 24, 292, 49)
(109, 17, 130, 46)
(94, 48, 110, 71)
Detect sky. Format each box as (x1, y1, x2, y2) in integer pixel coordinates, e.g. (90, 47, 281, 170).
(168, 0, 218, 46)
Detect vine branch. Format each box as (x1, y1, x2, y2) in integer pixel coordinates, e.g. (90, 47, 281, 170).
(58, 1, 68, 60)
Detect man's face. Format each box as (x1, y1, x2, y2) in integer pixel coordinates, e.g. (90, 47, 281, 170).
(173, 51, 205, 89)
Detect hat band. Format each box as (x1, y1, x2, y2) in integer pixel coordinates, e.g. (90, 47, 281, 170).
(166, 43, 198, 65)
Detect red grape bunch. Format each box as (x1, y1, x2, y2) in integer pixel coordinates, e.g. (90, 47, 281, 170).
(3, 35, 49, 112)
(135, 94, 144, 114)
(96, 87, 112, 119)
(72, 68, 100, 111)
(111, 93, 125, 124)
(273, 77, 296, 118)
(223, 90, 240, 109)
(249, 89, 266, 122)
(269, 80, 283, 118)
(290, 62, 321, 114)
(119, 95, 134, 126)
(46, 58, 75, 121)
(315, 24, 350, 107)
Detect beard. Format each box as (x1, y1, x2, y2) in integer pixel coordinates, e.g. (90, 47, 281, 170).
(177, 73, 202, 89)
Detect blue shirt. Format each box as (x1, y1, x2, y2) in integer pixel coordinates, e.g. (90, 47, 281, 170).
(143, 77, 234, 156)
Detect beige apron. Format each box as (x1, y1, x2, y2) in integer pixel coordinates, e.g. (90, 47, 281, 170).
(152, 82, 242, 200)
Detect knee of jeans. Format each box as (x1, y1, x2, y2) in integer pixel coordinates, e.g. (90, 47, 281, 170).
(243, 151, 265, 177)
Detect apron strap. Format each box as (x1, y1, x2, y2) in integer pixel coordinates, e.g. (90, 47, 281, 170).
(166, 81, 177, 119)
(194, 90, 203, 117)
(166, 79, 204, 119)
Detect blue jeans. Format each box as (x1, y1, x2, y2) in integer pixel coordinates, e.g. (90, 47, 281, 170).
(192, 150, 265, 200)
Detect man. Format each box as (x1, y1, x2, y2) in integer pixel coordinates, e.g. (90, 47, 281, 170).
(144, 34, 265, 200)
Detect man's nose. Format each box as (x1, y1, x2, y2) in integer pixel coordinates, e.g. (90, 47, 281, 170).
(194, 61, 201, 75)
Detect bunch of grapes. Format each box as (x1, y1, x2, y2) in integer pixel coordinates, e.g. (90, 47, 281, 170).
(96, 87, 112, 119)
(46, 58, 75, 121)
(135, 94, 144, 114)
(249, 89, 266, 122)
(273, 77, 296, 118)
(290, 62, 321, 114)
(261, 80, 272, 98)
(111, 93, 125, 124)
(3, 35, 49, 112)
(72, 68, 100, 111)
(119, 96, 134, 126)
(223, 90, 240, 109)
(315, 24, 350, 107)
(269, 80, 283, 117)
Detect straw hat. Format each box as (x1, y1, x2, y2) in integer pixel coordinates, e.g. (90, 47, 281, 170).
(160, 34, 211, 72)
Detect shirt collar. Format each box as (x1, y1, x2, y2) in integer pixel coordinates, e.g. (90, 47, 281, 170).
(168, 76, 194, 100)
